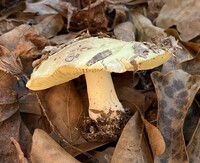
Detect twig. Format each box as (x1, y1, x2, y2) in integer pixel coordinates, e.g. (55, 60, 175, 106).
(35, 93, 92, 158)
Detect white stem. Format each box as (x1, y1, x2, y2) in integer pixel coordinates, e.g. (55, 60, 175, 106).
(85, 71, 125, 120)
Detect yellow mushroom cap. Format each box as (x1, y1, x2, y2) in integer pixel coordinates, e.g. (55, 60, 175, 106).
(26, 37, 171, 90)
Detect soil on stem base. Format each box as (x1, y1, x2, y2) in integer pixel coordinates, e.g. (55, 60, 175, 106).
(80, 109, 130, 142)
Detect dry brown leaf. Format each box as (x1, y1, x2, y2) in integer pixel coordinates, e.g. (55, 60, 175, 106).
(116, 86, 150, 114)
(0, 19, 24, 35)
(114, 21, 136, 41)
(14, 27, 51, 58)
(165, 28, 200, 55)
(156, 0, 200, 41)
(132, 12, 167, 42)
(187, 103, 200, 162)
(88, 147, 114, 163)
(71, 0, 108, 31)
(45, 82, 85, 144)
(151, 69, 200, 163)
(0, 24, 31, 51)
(0, 45, 22, 78)
(161, 47, 193, 75)
(177, 55, 200, 76)
(31, 129, 80, 163)
(10, 137, 29, 163)
(147, 0, 166, 19)
(33, 14, 64, 39)
(24, 0, 59, 15)
(111, 112, 153, 163)
(183, 101, 200, 143)
(0, 87, 31, 162)
(142, 117, 165, 156)
(106, 4, 127, 30)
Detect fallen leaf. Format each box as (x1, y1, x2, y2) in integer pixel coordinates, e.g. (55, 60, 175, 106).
(147, 0, 166, 19)
(0, 45, 22, 77)
(187, 102, 200, 162)
(183, 100, 200, 143)
(87, 147, 114, 163)
(0, 87, 31, 162)
(0, 19, 24, 35)
(31, 129, 80, 163)
(132, 12, 167, 42)
(114, 21, 136, 41)
(177, 55, 200, 76)
(33, 14, 64, 39)
(45, 82, 85, 144)
(11, 137, 29, 163)
(14, 27, 52, 58)
(156, 0, 200, 41)
(111, 112, 153, 163)
(24, 0, 59, 15)
(0, 24, 31, 51)
(151, 69, 200, 162)
(71, 0, 108, 31)
(116, 86, 151, 114)
(142, 117, 165, 156)
(165, 28, 200, 55)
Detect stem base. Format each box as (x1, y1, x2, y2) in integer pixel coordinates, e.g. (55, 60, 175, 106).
(81, 110, 130, 142)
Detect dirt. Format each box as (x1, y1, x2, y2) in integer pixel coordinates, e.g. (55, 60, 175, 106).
(80, 109, 130, 142)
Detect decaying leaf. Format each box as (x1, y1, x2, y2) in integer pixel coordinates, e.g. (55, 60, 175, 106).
(165, 28, 200, 55)
(31, 129, 80, 163)
(177, 55, 200, 76)
(11, 137, 29, 163)
(33, 14, 64, 39)
(183, 100, 200, 143)
(45, 82, 85, 144)
(0, 24, 31, 51)
(187, 102, 200, 162)
(151, 69, 200, 162)
(156, 0, 200, 41)
(0, 45, 22, 77)
(132, 12, 167, 42)
(87, 147, 114, 163)
(142, 117, 165, 156)
(0, 85, 31, 162)
(70, 0, 108, 31)
(147, 0, 166, 19)
(24, 0, 59, 15)
(114, 21, 136, 41)
(116, 86, 153, 114)
(14, 27, 52, 58)
(111, 112, 153, 163)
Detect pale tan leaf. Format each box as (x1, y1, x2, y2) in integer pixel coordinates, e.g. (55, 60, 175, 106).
(31, 129, 80, 163)
(156, 0, 200, 41)
(114, 21, 136, 41)
(142, 117, 165, 156)
(111, 112, 153, 163)
(132, 12, 167, 42)
(45, 82, 85, 144)
(33, 14, 64, 39)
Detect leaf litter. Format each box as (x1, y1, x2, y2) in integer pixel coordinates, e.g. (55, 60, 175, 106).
(0, 0, 200, 162)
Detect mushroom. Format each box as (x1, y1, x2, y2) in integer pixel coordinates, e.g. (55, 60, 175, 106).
(26, 37, 171, 142)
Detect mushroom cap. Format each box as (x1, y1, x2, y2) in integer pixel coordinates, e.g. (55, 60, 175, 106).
(26, 37, 171, 90)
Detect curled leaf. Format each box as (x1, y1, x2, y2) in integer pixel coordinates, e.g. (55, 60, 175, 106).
(142, 117, 165, 156)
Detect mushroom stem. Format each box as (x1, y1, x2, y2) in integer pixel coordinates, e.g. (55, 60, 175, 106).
(85, 71, 125, 121)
